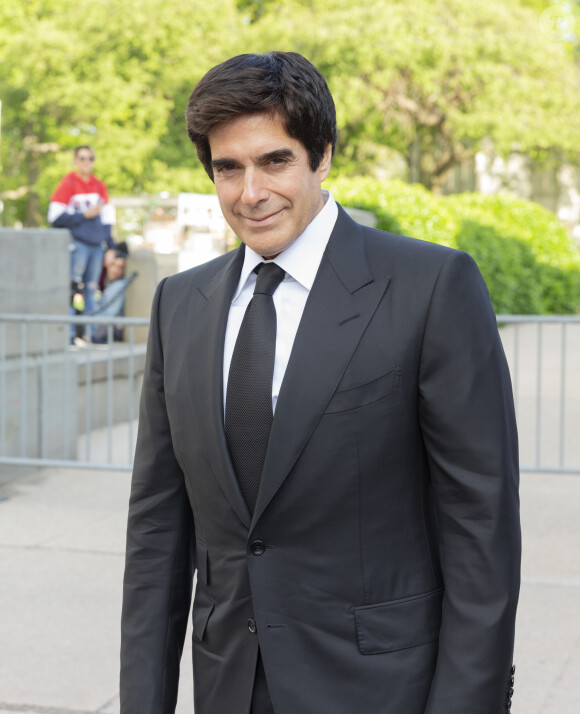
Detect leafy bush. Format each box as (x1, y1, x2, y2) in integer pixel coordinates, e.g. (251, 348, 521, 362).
(327, 177, 580, 314)
(446, 193, 580, 314)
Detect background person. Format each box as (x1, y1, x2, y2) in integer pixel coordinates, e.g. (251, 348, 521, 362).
(48, 145, 116, 342)
(121, 52, 520, 714)
(93, 242, 135, 344)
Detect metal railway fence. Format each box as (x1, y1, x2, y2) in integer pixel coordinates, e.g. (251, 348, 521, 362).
(0, 313, 148, 472)
(1, 313, 579, 473)
(496, 315, 580, 474)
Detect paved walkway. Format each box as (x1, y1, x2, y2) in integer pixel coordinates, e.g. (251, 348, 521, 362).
(0, 463, 579, 713)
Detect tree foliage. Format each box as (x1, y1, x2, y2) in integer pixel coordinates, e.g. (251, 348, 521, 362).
(245, 0, 580, 186)
(329, 177, 580, 314)
(0, 0, 238, 225)
(1, 0, 580, 224)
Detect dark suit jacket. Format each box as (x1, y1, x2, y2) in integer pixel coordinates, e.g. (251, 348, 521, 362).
(120, 206, 520, 714)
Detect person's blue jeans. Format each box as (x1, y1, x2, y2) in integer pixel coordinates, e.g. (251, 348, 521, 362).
(70, 240, 104, 339)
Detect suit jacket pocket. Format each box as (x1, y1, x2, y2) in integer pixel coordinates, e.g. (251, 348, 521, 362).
(192, 587, 215, 642)
(325, 367, 401, 414)
(353, 587, 443, 655)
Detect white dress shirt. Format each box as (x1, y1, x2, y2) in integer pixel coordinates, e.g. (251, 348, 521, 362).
(223, 189, 338, 415)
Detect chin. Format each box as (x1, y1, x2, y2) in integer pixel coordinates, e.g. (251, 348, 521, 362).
(240, 232, 286, 256)
(252, 240, 292, 258)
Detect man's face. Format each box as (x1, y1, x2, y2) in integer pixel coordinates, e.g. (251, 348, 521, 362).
(208, 113, 332, 259)
(74, 150, 95, 179)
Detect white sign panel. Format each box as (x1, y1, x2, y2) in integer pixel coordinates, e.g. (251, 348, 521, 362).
(177, 193, 226, 232)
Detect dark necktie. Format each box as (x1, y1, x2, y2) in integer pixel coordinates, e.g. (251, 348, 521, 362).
(225, 262, 286, 514)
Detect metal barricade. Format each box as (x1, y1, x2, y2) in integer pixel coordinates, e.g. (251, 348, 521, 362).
(0, 313, 149, 471)
(1, 313, 579, 473)
(496, 315, 580, 474)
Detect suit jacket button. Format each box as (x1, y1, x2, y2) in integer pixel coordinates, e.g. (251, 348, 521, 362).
(250, 540, 266, 556)
(248, 618, 257, 633)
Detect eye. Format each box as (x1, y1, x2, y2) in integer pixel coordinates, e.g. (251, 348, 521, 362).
(215, 163, 237, 174)
(265, 156, 288, 169)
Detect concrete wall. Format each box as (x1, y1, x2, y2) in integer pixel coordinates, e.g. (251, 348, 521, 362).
(1, 346, 147, 463)
(0, 228, 70, 357)
(75, 347, 146, 432)
(125, 249, 178, 344)
(1, 351, 78, 460)
(0, 230, 153, 466)
(0, 228, 74, 461)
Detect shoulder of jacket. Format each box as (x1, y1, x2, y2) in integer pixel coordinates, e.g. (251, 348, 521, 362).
(365, 224, 457, 259)
(355, 224, 471, 287)
(56, 171, 76, 189)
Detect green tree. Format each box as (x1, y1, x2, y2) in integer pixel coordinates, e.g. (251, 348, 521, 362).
(2, 0, 580, 223)
(0, 0, 239, 225)
(245, 0, 580, 189)
(527, 0, 580, 60)
(329, 176, 580, 313)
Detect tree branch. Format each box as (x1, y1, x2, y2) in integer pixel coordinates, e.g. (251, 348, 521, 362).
(22, 135, 61, 154)
(0, 185, 30, 200)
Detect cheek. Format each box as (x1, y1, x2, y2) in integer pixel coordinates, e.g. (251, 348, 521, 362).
(215, 186, 238, 216)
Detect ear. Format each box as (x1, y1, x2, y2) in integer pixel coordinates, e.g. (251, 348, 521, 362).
(317, 144, 333, 182)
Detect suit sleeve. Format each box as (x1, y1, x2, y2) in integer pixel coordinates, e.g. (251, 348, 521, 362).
(418, 251, 520, 714)
(120, 279, 195, 714)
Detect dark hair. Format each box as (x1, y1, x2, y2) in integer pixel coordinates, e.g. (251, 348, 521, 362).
(74, 145, 94, 157)
(185, 52, 337, 180)
(115, 241, 129, 258)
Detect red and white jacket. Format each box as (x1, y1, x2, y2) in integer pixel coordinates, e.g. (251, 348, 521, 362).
(48, 172, 115, 248)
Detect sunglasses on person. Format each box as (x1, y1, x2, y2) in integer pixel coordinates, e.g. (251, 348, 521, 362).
(77, 155, 95, 162)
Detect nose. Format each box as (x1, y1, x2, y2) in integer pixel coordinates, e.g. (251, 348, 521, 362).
(241, 169, 268, 206)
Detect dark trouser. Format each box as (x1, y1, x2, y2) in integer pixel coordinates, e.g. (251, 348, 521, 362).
(251, 652, 275, 714)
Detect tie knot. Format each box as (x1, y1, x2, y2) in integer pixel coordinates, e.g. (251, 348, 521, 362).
(254, 262, 285, 297)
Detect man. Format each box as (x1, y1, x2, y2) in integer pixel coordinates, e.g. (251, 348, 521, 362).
(48, 146, 116, 342)
(121, 52, 520, 714)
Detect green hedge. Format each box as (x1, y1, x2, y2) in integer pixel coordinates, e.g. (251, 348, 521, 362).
(327, 177, 580, 314)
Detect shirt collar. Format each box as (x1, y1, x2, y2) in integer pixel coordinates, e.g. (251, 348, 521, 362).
(233, 189, 338, 301)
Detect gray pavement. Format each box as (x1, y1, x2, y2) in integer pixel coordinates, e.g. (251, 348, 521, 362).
(0, 461, 579, 713)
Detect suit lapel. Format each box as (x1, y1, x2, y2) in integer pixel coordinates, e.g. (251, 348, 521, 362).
(185, 246, 252, 528)
(252, 209, 390, 525)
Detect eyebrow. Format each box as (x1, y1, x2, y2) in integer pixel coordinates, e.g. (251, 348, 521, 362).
(258, 149, 296, 163)
(211, 148, 297, 171)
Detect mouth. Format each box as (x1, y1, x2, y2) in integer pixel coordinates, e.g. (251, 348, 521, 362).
(243, 209, 284, 226)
